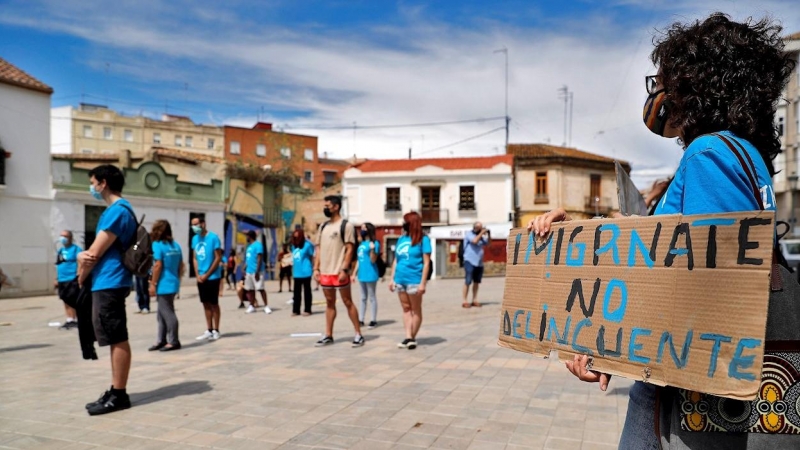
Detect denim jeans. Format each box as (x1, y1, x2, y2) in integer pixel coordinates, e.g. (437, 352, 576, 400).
(359, 281, 378, 323)
(619, 381, 659, 449)
(134, 275, 150, 311)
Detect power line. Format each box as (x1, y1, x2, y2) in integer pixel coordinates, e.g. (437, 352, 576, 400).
(415, 126, 506, 157)
(284, 116, 507, 131)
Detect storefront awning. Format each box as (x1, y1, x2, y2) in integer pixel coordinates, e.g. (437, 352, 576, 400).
(427, 222, 512, 240)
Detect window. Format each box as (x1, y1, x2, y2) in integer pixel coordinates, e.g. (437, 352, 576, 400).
(385, 187, 401, 211)
(207, 138, 215, 150)
(459, 185, 476, 210)
(256, 144, 266, 157)
(304, 170, 313, 183)
(103, 127, 112, 140)
(280, 147, 291, 159)
(175, 135, 182, 147)
(185, 136, 193, 147)
(83, 125, 93, 138)
(230, 141, 241, 155)
(535, 171, 548, 204)
(153, 132, 161, 144)
(80, 148, 93, 154)
(124, 129, 133, 142)
(590, 174, 601, 200)
(322, 170, 337, 188)
(304, 149, 314, 161)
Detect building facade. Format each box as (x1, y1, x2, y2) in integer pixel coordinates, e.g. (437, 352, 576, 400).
(51, 105, 224, 158)
(510, 144, 630, 227)
(775, 32, 800, 236)
(342, 155, 514, 279)
(0, 58, 55, 298)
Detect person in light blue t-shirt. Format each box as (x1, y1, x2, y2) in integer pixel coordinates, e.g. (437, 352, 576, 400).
(148, 220, 184, 352)
(77, 164, 137, 416)
(55, 230, 82, 328)
(389, 212, 431, 350)
(352, 223, 381, 328)
(528, 14, 794, 448)
(243, 230, 270, 314)
(462, 222, 489, 309)
(191, 217, 224, 341)
(290, 229, 315, 316)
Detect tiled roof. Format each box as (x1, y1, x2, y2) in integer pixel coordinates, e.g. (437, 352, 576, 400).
(52, 153, 120, 162)
(353, 155, 513, 173)
(152, 147, 224, 164)
(507, 143, 627, 165)
(787, 31, 800, 41)
(318, 158, 352, 167)
(0, 57, 53, 94)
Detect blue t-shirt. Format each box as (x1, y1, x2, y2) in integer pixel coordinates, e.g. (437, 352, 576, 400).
(393, 235, 432, 285)
(245, 241, 264, 274)
(292, 240, 315, 278)
(191, 232, 222, 280)
(357, 240, 381, 283)
(91, 199, 137, 291)
(655, 132, 776, 217)
(152, 240, 182, 295)
(56, 244, 82, 282)
(463, 230, 488, 267)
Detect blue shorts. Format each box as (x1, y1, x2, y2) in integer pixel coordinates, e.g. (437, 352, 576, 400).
(464, 261, 484, 285)
(395, 283, 420, 295)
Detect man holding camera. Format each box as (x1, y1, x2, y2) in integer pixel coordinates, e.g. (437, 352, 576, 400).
(462, 222, 489, 308)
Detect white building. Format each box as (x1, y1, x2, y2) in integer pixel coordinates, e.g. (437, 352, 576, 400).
(342, 155, 514, 278)
(0, 57, 55, 298)
(774, 32, 800, 235)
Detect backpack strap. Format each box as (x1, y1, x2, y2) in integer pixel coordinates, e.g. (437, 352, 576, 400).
(340, 219, 348, 245)
(113, 202, 142, 250)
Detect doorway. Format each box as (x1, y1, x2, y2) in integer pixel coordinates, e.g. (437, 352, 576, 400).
(420, 186, 441, 223)
(84, 205, 105, 249)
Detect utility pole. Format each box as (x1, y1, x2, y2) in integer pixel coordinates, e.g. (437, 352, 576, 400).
(558, 86, 573, 146)
(494, 47, 509, 152)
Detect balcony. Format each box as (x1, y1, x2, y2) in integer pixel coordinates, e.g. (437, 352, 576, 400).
(458, 202, 476, 212)
(421, 209, 449, 225)
(534, 194, 549, 205)
(585, 196, 613, 216)
(384, 203, 402, 213)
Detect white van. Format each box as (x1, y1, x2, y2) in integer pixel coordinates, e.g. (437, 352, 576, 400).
(780, 239, 800, 272)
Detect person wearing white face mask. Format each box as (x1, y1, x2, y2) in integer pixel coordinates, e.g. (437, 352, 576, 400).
(55, 230, 82, 329)
(191, 216, 224, 340)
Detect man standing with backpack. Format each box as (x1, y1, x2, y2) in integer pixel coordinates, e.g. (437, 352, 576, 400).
(78, 164, 138, 416)
(314, 195, 364, 347)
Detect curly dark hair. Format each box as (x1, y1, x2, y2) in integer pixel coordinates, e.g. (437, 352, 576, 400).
(651, 13, 795, 176)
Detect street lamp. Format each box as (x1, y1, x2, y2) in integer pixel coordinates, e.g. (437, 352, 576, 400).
(789, 173, 798, 236)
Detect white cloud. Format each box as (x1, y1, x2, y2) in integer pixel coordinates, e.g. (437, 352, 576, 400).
(3, 0, 798, 189)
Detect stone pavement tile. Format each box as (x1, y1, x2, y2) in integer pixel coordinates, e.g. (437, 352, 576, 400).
(349, 438, 394, 450)
(74, 431, 128, 447)
(581, 444, 616, 450)
(231, 425, 272, 439)
(114, 435, 174, 450)
(257, 429, 302, 444)
(508, 432, 547, 448)
(546, 426, 583, 440)
(2, 435, 75, 450)
(430, 435, 472, 449)
(181, 431, 227, 446)
(466, 440, 506, 450)
(580, 428, 620, 446)
(472, 429, 511, 445)
(366, 428, 405, 443)
(397, 431, 438, 447)
(155, 427, 201, 442)
(60, 443, 102, 450)
(318, 434, 362, 449)
(543, 437, 582, 450)
(285, 431, 328, 446)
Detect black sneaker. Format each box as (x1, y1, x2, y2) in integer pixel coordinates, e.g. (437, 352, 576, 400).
(315, 336, 334, 347)
(397, 338, 411, 349)
(87, 391, 131, 416)
(85, 389, 111, 409)
(238, 303, 245, 309)
(368, 321, 378, 329)
(407, 340, 417, 350)
(359, 321, 364, 327)
(352, 335, 365, 348)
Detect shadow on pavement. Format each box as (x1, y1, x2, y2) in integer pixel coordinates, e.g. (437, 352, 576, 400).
(375, 320, 396, 327)
(131, 380, 212, 406)
(416, 337, 446, 346)
(0, 343, 53, 353)
(221, 331, 253, 339)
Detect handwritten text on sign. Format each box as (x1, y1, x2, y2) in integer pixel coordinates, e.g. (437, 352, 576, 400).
(498, 212, 774, 400)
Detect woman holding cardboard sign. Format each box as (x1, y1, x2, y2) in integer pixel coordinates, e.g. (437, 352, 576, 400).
(530, 13, 794, 449)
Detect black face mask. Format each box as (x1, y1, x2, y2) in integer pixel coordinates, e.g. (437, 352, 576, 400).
(402, 222, 410, 233)
(360, 230, 368, 238)
(323, 207, 332, 218)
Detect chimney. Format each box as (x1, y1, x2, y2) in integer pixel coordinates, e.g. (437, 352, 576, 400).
(253, 122, 273, 130)
(323, 151, 328, 159)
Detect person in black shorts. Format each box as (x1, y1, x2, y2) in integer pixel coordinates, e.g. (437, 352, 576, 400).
(191, 217, 223, 341)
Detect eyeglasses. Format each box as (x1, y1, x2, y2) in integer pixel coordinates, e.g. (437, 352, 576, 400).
(645, 75, 661, 95)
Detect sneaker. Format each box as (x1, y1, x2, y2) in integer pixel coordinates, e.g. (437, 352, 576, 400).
(263, 306, 273, 315)
(368, 321, 378, 329)
(315, 336, 334, 347)
(359, 321, 365, 327)
(196, 330, 213, 340)
(398, 338, 411, 349)
(141, 309, 150, 314)
(210, 330, 220, 340)
(286, 299, 293, 304)
(238, 303, 245, 309)
(352, 335, 365, 348)
(246, 305, 256, 314)
(87, 391, 131, 416)
(85, 389, 111, 409)
(407, 340, 417, 350)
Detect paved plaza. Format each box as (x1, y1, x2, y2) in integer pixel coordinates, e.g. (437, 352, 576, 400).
(0, 277, 631, 450)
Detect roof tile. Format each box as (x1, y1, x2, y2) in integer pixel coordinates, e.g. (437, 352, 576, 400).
(507, 143, 627, 166)
(352, 155, 513, 173)
(0, 57, 53, 94)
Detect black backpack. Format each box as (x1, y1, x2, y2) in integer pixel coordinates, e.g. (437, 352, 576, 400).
(376, 252, 387, 278)
(118, 203, 153, 278)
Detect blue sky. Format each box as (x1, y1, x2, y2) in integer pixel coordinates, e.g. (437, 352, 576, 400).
(1, 0, 798, 187)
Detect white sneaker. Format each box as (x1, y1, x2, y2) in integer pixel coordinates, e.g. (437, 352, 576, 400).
(196, 330, 213, 340)
(286, 299, 293, 304)
(264, 306, 273, 315)
(246, 305, 256, 314)
(210, 330, 220, 340)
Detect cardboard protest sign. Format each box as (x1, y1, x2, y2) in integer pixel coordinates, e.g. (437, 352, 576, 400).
(498, 211, 775, 400)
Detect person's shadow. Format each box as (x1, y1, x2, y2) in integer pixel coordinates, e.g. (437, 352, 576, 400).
(130, 380, 212, 406)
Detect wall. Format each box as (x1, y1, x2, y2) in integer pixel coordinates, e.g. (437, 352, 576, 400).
(51, 106, 72, 154)
(774, 47, 800, 234)
(0, 83, 54, 297)
(144, 116, 223, 157)
(342, 165, 513, 227)
(72, 108, 146, 155)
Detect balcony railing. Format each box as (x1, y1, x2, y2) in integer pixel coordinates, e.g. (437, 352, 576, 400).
(385, 203, 402, 212)
(534, 194, 549, 204)
(585, 196, 613, 215)
(458, 202, 476, 211)
(421, 209, 449, 225)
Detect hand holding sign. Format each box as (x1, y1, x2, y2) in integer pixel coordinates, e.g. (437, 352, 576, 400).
(528, 208, 572, 237)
